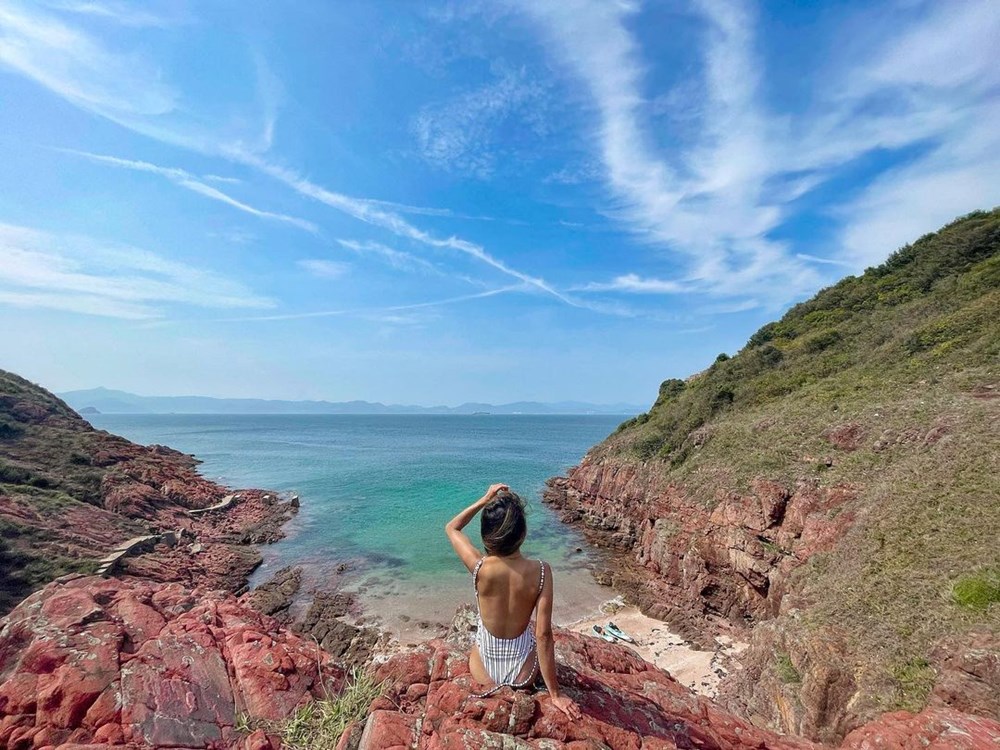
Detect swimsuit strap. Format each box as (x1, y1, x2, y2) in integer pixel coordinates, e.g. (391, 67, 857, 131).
(472, 557, 486, 596)
(537, 560, 545, 599)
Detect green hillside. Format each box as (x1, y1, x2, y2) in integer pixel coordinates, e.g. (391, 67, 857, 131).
(601, 208, 999, 714)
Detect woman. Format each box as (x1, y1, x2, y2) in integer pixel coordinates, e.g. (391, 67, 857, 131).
(445, 483, 581, 719)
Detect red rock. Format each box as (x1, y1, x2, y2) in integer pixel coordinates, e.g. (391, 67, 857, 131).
(90, 722, 123, 744)
(840, 707, 1000, 749)
(364, 631, 1000, 749)
(929, 630, 1000, 720)
(358, 709, 419, 749)
(0, 576, 344, 749)
(29, 725, 70, 748)
(241, 728, 279, 750)
(369, 633, 820, 750)
(823, 423, 865, 451)
(115, 596, 166, 645)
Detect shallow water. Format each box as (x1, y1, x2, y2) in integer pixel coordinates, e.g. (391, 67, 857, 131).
(90, 414, 623, 633)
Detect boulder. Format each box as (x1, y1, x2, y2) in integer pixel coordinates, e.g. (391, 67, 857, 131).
(0, 575, 343, 749)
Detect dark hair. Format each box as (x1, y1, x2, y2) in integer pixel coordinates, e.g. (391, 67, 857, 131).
(481, 490, 527, 556)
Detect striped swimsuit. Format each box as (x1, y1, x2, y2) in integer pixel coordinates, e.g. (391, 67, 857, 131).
(472, 557, 545, 698)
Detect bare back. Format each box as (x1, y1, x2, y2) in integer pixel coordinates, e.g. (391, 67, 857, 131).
(475, 555, 544, 638)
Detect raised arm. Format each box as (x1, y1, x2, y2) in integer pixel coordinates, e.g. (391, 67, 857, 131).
(444, 483, 506, 572)
(534, 563, 581, 720)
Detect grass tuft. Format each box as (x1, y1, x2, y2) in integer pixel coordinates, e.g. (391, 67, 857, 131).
(775, 652, 801, 684)
(951, 569, 1000, 612)
(891, 658, 935, 712)
(252, 667, 386, 750)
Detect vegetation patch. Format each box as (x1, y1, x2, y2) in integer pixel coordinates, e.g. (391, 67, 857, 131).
(951, 569, 1000, 611)
(239, 667, 386, 750)
(891, 658, 935, 712)
(775, 652, 801, 684)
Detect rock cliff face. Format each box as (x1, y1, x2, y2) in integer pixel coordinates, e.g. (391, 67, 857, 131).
(544, 211, 1000, 743)
(339, 626, 1000, 750)
(544, 464, 855, 644)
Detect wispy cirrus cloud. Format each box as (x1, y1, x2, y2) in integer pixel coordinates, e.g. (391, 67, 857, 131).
(216, 285, 523, 323)
(412, 65, 547, 178)
(0, 3, 603, 316)
(234, 151, 578, 306)
(512, 0, 1000, 299)
(0, 223, 273, 319)
(573, 274, 688, 294)
(337, 239, 442, 275)
(62, 150, 318, 233)
(0, 1, 177, 119)
(297, 259, 350, 279)
(40, 1, 181, 28)
(0, 1, 275, 154)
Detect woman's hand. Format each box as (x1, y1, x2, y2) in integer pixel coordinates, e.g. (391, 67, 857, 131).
(485, 483, 509, 499)
(549, 694, 581, 720)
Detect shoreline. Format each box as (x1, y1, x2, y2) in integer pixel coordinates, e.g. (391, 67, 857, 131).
(70, 419, 744, 701)
(566, 602, 746, 698)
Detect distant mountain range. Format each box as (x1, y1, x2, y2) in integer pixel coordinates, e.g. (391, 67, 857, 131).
(57, 387, 644, 416)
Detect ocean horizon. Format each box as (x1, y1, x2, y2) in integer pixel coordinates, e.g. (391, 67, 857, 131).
(88, 413, 625, 636)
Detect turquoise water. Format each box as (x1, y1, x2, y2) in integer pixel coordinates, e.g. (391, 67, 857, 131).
(89, 414, 622, 632)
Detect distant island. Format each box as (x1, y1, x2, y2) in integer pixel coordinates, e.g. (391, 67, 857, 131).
(57, 387, 644, 416)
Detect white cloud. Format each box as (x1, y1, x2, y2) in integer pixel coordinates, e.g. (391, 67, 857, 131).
(0, 1, 274, 154)
(235, 151, 577, 305)
(203, 174, 243, 186)
(63, 150, 318, 233)
(412, 66, 546, 177)
(337, 238, 441, 274)
(831, 0, 1000, 267)
(297, 259, 349, 279)
(795, 253, 855, 268)
(0, 223, 273, 319)
(512, 0, 1000, 299)
(575, 273, 687, 294)
(0, 1, 177, 118)
(0, 3, 607, 315)
(216, 285, 524, 323)
(41, 1, 179, 28)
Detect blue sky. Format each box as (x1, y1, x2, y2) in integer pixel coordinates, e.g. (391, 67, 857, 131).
(0, 0, 997, 405)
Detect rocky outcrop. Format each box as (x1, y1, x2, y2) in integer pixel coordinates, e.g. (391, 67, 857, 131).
(243, 566, 303, 623)
(0, 369, 299, 611)
(544, 460, 854, 645)
(0, 574, 343, 749)
(339, 626, 1000, 750)
(928, 630, 1000, 720)
(242, 567, 382, 668)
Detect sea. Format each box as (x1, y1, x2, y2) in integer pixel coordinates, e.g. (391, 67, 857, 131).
(88, 414, 624, 639)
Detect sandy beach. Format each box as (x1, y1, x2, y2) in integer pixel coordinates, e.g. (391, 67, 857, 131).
(568, 600, 746, 698)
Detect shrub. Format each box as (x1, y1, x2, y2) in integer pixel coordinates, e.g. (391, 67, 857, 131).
(803, 329, 842, 353)
(0, 418, 22, 439)
(0, 462, 30, 484)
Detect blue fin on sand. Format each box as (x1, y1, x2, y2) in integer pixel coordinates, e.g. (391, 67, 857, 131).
(605, 622, 636, 643)
(592, 624, 617, 643)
